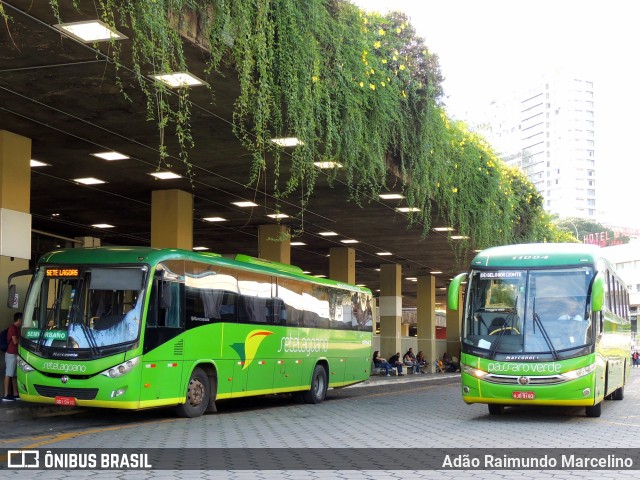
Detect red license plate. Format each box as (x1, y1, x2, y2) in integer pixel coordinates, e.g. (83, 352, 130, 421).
(512, 391, 535, 400)
(55, 396, 77, 406)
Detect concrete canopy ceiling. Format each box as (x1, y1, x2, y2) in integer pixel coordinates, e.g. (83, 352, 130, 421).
(0, 0, 473, 308)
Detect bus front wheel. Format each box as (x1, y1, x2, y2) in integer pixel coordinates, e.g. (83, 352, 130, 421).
(488, 404, 504, 415)
(303, 364, 328, 404)
(585, 401, 602, 418)
(176, 367, 210, 418)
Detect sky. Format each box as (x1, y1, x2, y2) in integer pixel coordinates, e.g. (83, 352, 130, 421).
(352, 0, 640, 229)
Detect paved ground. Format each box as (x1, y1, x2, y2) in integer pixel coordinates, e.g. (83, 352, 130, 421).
(2, 369, 640, 479)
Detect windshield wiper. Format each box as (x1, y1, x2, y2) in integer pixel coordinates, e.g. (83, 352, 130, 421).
(532, 298, 559, 360)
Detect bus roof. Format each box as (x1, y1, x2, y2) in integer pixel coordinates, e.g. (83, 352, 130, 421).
(471, 243, 602, 268)
(37, 247, 370, 294)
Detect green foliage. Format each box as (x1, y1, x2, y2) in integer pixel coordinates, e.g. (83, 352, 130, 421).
(43, 0, 563, 248)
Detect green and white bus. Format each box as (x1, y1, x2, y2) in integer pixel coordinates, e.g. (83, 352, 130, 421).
(448, 243, 631, 417)
(11, 247, 373, 417)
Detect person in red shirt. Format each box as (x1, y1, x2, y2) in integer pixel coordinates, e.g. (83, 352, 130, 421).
(3, 312, 22, 401)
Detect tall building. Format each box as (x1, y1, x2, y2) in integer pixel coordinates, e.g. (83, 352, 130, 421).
(480, 73, 597, 220)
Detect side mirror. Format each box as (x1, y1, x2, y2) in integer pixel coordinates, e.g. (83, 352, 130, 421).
(7, 284, 18, 309)
(7, 269, 33, 309)
(591, 273, 604, 312)
(448, 273, 468, 311)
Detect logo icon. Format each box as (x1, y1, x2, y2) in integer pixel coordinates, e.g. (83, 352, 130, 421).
(518, 376, 530, 385)
(231, 329, 274, 370)
(8, 450, 40, 468)
(61, 375, 69, 384)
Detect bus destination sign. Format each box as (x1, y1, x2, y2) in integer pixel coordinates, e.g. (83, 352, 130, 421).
(46, 268, 80, 278)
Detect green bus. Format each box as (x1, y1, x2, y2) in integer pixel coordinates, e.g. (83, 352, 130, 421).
(11, 247, 373, 417)
(448, 243, 631, 417)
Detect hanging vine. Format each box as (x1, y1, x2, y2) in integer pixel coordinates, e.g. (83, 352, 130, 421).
(39, 0, 564, 246)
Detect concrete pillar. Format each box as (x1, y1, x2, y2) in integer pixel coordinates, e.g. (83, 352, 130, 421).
(74, 236, 101, 248)
(446, 286, 463, 360)
(0, 131, 32, 327)
(329, 247, 355, 284)
(151, 189, 193, 250)
(258, 224, 290, 263)
(379, 263, 401, 357)
(417, 275, 437, 373)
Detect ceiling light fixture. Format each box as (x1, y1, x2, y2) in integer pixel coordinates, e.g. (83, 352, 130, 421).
(92, 223, 114, 229)
(54, 20, 126, 43)
(92, 151, 129, 161)
(192, 246, 209, 251)
(149, 171, 181, 180)
(203, 217, 227, 222)
(340, 239, 359, 244)
(30, 159, 49, 167)
(290, 242, 306, 246)
(379, 193, 405, 200)
(74, 177, 105, 185)
(270, 137, 304, 147)
(451, 235, 469, 240)
(318, 231, 338, 236)
(233, 201, 258, 208)
(433, 227, 455, 232)
(430, 270, 443, 275)
(267, 213, 289, 219)
(376, 252, 392, 256)
(151, 72, 206, 87)
(405, 277, 418, 282)
(314, 274, 327, 278)
(396, 207, 421, 213)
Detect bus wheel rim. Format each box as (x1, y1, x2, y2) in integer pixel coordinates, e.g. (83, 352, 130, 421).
(188, 378, 205, 406)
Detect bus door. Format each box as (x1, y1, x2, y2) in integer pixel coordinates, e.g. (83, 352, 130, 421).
(142, 265, 185, 403)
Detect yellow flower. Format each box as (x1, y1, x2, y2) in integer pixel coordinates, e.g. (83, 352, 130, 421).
(380, 81, 386, 87)
(381, 59, 387, 64)
(370, 68, 375, 74)
(452, 187, 458, 193)
(399, 64, 406, 71)
(312, 76, 319, 82)
(379, 28, 385, 35)
(396, 28, 401, 34)
(359, 82, 364, 88)
(392, 55, 398, 61)
(369, 83, 376, 90)
(401, 90, 407, 98)
(374, 41, 381, 49)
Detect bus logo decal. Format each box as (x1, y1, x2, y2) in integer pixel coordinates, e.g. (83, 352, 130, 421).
(518, 376, 529, 385)
(231, 329, 274, 370)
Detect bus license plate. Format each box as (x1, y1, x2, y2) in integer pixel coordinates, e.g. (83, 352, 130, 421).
(55, 396, 77, 406)
(512, 391, 535, 400)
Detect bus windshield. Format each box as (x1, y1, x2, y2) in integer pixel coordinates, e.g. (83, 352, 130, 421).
(463, 267, 594, 357)
(21, 265, 148, 354)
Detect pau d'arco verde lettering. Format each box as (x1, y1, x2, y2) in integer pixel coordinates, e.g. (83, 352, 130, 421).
(487, 362, 561, 374)
(43, 362, 87, 373)
(277, 333, 329, 357)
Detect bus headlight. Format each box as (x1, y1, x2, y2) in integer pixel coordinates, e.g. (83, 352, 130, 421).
(17, 356, 34, 373)
(100, 356, 140, 378)
(462, 363, 488, 378)
(560, 363, 596, 381)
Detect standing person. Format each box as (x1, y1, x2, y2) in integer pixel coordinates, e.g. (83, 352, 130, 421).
(388, 352, 404, 375)
(633, 351, 639, 368)
(3, 312, 22, 401)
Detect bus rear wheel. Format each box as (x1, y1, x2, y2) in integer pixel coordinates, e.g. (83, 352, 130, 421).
(303, 364, 328, 404)
(585, 401, 602, 418)
(488, 404, 504, 415)
(176, 367, 210, 418)
(612, 385, 624, 400)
